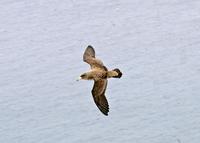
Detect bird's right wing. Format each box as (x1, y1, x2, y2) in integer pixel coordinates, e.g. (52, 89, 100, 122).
(92, 79, 109, 116)
(83, 45, 105, 70)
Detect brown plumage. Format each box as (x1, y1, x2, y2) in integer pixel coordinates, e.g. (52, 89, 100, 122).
(78, 45, 122, 116)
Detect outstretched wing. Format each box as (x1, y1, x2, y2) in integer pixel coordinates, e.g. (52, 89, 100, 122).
(92, 79, 109, 116)
(83, 45, 105, 70)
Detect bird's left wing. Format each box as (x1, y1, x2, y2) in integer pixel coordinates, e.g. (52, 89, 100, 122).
(91, 79, 109, 116)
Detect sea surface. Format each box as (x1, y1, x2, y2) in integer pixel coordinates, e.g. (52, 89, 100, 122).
(0, 0, 200, 142)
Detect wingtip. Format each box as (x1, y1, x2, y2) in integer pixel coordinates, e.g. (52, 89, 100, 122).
(86, 45, 95, 51)
(96, 105, 109, 116)
(87, 45, 93, 48)
(101, 111, 109, 116)
(100, 109, 109, 116)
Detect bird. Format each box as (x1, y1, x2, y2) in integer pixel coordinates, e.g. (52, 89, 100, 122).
(77, 45, 122, 116)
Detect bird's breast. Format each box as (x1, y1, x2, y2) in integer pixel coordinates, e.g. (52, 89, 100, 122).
(90, 69, 107, 80)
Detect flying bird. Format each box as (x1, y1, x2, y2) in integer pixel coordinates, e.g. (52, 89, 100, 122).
(77, 45, 122, 116)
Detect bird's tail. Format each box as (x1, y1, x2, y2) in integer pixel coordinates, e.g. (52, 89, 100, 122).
(107, 68, 122, 78)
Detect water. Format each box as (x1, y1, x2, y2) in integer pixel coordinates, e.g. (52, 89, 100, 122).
(0, 0, 200, 142)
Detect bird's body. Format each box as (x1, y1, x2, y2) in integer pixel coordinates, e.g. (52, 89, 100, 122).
(86, 70, 107, 80)
(78, 45, 122, 116)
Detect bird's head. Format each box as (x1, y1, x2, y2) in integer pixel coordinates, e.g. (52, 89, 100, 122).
(77, 73, 88, 81)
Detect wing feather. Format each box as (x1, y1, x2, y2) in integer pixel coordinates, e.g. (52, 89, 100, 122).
(83, 45, 105, 70)
(92, 79, 109, 116)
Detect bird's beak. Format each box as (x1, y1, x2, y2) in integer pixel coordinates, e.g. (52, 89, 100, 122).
(76, 76, 82, 81)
